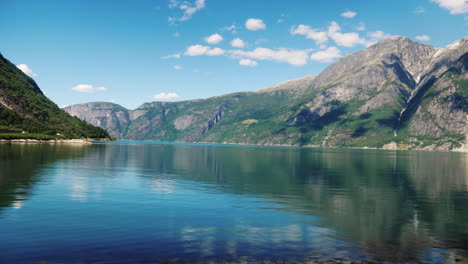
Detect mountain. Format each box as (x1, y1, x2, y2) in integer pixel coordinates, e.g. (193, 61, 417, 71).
(64, 36, 468, 151)
(0, 53, 111, 140)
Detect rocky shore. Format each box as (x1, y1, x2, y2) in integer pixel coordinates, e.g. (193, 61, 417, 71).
(0, 139, 93, 144)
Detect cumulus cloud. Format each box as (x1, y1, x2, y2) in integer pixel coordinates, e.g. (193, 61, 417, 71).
(415, 35, 431, 41)
(231, 38, 246, 48)
(205, 33, 223, 44)
(341, 11, 357, 18)
(327, 21, 341, 35)
(230, 47, 311, 66)
(310, 47, 342, 63)
(239, 59, 258, 67)
(331, 32, 366, 47)
(71, 84, 107, 93)
(185, 45, 225, 56)
(168, 0, 206, 23)
(327, 22, 366, 47)
(430, 0, 468, 14)
(161, 53, 181, 59)
(290, 25, 328, 47)
(173, 65, 183, 70)
(245, 18, 266, 31)
(16, 64, 38, 77)
(292, 21, 392, 48)
(153, 92, 180, 100)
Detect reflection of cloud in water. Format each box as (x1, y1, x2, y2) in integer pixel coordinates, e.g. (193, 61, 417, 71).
(177, 224, 345, 259)
(180, 227, 216, 256)
(150, 179, 175, 194)
(69, 178, 88, 201)
(226, 239, 237, 256)
(68, 176, 103, 202)
(12, 198, 24, 209)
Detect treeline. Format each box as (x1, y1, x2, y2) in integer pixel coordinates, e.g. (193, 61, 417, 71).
(0, 106, 109, 139)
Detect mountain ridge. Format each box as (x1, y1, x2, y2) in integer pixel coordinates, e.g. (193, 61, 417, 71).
(0, 53, 112, 140)
(64, 36, 468, 151)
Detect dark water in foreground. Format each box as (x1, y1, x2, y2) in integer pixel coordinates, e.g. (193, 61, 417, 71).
(0, 142, 467, 264)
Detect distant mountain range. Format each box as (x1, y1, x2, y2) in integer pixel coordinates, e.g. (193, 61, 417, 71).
(0, 53, 111, 140)
(64, 36, 467, 151)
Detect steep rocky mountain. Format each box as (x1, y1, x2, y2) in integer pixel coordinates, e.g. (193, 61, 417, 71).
(64, 36, 467, 150)
(0, 53, 111, 139)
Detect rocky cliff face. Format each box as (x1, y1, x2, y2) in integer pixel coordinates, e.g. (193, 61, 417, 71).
(64, 36, 468, 150)
(64, 102, 131, 138)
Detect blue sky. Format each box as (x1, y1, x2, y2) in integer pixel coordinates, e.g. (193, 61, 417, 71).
(1, 0, 467, 109)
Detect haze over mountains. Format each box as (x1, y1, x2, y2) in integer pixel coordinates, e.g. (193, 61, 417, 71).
(64, 37, 468, 151)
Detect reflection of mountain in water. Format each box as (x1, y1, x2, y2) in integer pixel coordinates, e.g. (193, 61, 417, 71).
(1, 142, 467, 262)
(0, 144, 89, 210)
(85, 143, 468, 261)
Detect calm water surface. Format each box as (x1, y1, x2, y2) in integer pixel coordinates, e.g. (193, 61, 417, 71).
(0, 142, 467, 263)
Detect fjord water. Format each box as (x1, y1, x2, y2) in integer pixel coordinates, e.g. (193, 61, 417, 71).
(0, 142, 467, 263)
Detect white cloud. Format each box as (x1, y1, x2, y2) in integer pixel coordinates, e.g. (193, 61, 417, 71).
(16, 64, 38, 77)
(366, 30, 394, 46)
(328, 21, 367, 47)
(310, 47, 342, 63)
(161, 53, 181, 59)
(174, 32, 181, 37)
(239, 59, 258, 67)
(205, 33, 223, 44)
(290, 25, 328, 47)
(168, 0, 206, 23)
(293, 21, 392, 48)
(153, 92, 180, 100)
(356, 22, 366, 31)
(414, 6, 426, 14)
(173, 65, 183, 70)
(230, 47, 311, 66)
(184, 45, 225, 56)
(430, 0, 468, 14)
(366, 30, 393, 47)
(206, 47, 225, 56)
(277, 14, 287, 23)
(168, 0, 179, 8)
(231, 38, 246, 48)
(185, 45, 210, 56)
(367, 30, 392, 40)
(341, 11, 357, 18)
(327, 21, 341, 35)
(415, 35, 431, 41)
(330, 32, 366, 47)
(71, 84, 107, 93)
(223, 24, 237, 33)
(245, 18, 266, 31)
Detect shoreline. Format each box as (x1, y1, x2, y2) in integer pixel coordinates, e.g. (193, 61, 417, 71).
(0, 139, 93, 145)
(112, 140, 468, 153)
(2, 138, 466, 152)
